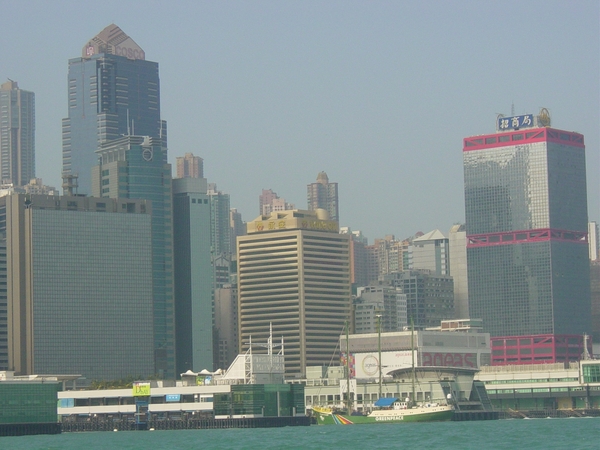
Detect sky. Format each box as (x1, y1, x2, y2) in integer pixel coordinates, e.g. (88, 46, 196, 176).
(1, 0, 598, 241)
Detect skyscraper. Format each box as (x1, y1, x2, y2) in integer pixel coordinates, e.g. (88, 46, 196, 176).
(92, 135, 175, 378)
(463, 111, 591, 337)
(62, 24, 166, 194)
(173, 177, 213, 373)
(307, 172, 339, 222)
(176, 153, 203, 179)
(0, 194, 154, 379)
(0, 80, 35, 186)
(237, 210, 352, 376)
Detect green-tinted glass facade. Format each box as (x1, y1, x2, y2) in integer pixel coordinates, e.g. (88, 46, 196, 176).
(213, 384, 305, 417)
(173, 178, 213, 373)
(93, 136, 175, 378)
(0, 382, 58, 424)
(582, 363, 600, 384)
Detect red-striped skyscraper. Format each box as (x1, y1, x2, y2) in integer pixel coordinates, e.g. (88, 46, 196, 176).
(463, 110, 591, 338)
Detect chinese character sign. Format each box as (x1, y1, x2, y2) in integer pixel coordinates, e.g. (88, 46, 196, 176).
(497, 114, 534, 131)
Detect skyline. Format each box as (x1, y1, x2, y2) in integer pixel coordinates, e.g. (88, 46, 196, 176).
(1, 1, 598, 240)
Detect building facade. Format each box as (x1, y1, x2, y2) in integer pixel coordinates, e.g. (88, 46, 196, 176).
(589, 221, 599, 261)
(448, 224, 469, 319)
(489, 334, 591, 366)
(62, 24, 166, 195)
(340, 228, 369, 291)
(92, 135, 175, 378)
(259, 188, 294, 216)
(341, 330, 491, 379)
(591, 261, 600, 343)
(307, 172, 339, 222)
(237, 210, 352, 377)
(173, 177, 213, 374)
(464, 112, 591, 337)
(354, 286, 407, 334)
(0, 194, 154, 380)
(176, 153, 203, 179)
(411, 229, 450, 275)
(365, 235, 406, 284)
(214, 284, 239, 371)
(0, 80, 34, 186)
(208, 183, 233, 287)
(381, 270, 454, 329)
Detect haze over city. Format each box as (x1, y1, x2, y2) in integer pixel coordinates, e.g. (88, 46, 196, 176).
(1, 0, 598, 239)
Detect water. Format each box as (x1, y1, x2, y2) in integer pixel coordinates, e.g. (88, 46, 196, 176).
(4, 418, 600, 450)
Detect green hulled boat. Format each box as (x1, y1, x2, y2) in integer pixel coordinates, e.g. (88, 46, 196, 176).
(312, 399, 453, 425)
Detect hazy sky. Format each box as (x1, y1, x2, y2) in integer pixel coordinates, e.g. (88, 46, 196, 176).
(2, 1, 598, 241)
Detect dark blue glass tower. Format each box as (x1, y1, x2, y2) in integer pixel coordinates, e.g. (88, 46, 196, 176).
(67, 25, 175, 378)
(62, 24, 164, 195)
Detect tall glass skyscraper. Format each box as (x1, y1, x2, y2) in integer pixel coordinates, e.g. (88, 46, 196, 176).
(92, 135, 175, 378)
(463, 112, 591, 337)
(62, 24, 165, 194)
(0, 80, 35, 186)
(173, 178, 213, 374)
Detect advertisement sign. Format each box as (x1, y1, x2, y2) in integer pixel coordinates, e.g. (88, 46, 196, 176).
(353, 351, 414, 379)
(249, 217, 338, 234)
(421, 352, 477, 368)
(132, 382, 151, 397)
(166, 394, 181, 402)
(252, 354, 285, 373)
(196, 375, 212, 386)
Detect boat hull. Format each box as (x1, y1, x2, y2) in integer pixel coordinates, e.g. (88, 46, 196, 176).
(312, 406, 453, 425)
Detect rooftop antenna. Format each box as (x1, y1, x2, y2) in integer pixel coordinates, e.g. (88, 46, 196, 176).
(127, 109, 131, 135)
(511, 102, 515, 116)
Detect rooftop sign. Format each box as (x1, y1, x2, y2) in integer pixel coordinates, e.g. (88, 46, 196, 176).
(247, 216, 339, 234)
(82, 24, 145, 61)
(497, 114, 534, 132)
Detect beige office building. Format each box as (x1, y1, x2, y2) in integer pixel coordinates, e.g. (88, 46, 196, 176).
(237, 209, 351, 377)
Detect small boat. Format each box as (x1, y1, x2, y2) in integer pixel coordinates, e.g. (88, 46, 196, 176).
(312, 398, 453, 425)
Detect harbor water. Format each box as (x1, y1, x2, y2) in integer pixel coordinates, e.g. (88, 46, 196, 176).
(3, 417, 599, 450)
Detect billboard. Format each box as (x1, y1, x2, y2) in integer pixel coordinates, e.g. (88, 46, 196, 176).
(132, 382, 151, 397)
(353, 351, 414, 379)
(351, 349, 480, 378)
(421, 351, 477, 368)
